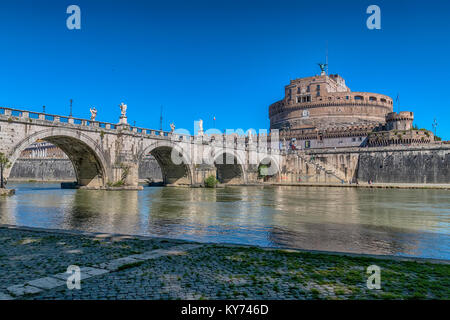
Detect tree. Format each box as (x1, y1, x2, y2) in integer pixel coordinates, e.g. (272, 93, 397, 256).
(204, 175, 218, 188)
(0, 153, 11, 189)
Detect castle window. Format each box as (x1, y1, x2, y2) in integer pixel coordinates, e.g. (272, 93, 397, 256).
(381, 98, 386, 103)
(306, 85, 310, 92)
(354, 96, 364, 100)
(369, 96, 377, 101)
(297, 87, 301, 94)
(316, 91, 320, 97)
(316, 85, 320, 91)
(306, 96, 311, 102)
(346, 96, 349, 100)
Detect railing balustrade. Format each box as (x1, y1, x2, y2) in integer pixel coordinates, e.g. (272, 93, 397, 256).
(0, 106, 279, 153)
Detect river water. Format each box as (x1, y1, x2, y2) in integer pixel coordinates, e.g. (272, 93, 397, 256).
(1, 182, 449, 260)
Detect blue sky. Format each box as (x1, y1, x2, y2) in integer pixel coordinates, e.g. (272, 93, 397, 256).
(0, 0, 449, 138)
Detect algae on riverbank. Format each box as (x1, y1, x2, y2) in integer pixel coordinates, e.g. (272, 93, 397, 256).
(1, 226, 448, 300)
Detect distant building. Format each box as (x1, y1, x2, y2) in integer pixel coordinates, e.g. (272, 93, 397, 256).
(19, 140, 68, 159)
(269, 70, 433, 149)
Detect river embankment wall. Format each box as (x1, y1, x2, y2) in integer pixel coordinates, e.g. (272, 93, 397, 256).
(9, 158, 163, 182)
(303, 144, 450, 184)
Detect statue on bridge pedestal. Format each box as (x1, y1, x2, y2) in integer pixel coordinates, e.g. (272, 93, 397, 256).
(248, 132, 253, 145)
(170, 122, 175, 133)
(119, 103, 127, 124)
(89, 107, 97, 121)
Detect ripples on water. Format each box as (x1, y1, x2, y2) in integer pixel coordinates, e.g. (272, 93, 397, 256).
(1, 182, 449, 260)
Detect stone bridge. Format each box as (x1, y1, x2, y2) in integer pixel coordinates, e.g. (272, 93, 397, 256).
(0, 107, 282, 189)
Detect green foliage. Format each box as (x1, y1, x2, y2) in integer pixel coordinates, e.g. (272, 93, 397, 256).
(0, 152, 11, 188)
(0, 153, 11, 167)
(106, 163, 130, 187)
(120, 163, 130, 181)
(204, 175, 218, 188)
(112, 180, 125, 187)
(258, 164, 269, 177)
(107, 180, 125, 187)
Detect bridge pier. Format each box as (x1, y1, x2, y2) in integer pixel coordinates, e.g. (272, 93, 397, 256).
(110, 161, 140, 188)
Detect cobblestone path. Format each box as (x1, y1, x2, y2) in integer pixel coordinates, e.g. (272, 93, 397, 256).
(0, 226, 448, 300)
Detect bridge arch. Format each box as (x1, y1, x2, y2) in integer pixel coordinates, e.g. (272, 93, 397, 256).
(213, 150, 247, 184)
(139, 140, 193, 185)
(258, 155, 281, 181)
(7, 128, 108, 188)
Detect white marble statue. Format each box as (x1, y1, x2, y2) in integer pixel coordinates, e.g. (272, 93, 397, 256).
(89, 107, 97, 121)
(118, 102, 128, 124)
(119, 103, 127, 117)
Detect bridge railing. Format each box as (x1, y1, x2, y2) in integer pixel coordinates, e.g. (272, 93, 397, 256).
(0, 106, 280, 153)
(0, 106, 192, 140)
(0, 106, 110, 128)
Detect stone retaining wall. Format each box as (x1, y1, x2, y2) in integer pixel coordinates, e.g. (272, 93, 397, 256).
(9, 146, 450, 185)
(9, 158, 163, 182)
(303, 145, 450, 184)
(357, 148, 450, 184)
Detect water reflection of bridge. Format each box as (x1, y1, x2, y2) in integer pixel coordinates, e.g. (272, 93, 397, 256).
(1, 185, 447, 259)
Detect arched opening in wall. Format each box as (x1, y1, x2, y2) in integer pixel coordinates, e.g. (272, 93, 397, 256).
(8, 141, 76, 183)
(214, 153, 244, 185)
(8, 135, 105, 188)
(258, 157, 279, 182)
(138, 154, 163, 185)
(143, 146, 191, 186)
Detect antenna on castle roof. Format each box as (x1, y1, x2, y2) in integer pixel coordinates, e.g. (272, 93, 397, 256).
(326, 41, 329, 75)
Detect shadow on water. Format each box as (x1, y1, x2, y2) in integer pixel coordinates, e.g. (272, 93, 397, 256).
(0, 182, 449, 259)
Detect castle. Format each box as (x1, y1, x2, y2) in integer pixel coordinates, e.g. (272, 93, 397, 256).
(269, 68, 434, 149)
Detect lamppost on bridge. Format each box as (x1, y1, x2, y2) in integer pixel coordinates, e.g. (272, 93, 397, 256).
(432, 118, 438, 140)
(69, 99, 73, 118)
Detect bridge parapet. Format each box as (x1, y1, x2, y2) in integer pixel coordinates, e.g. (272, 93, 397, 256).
(0, 106, 191, 142)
